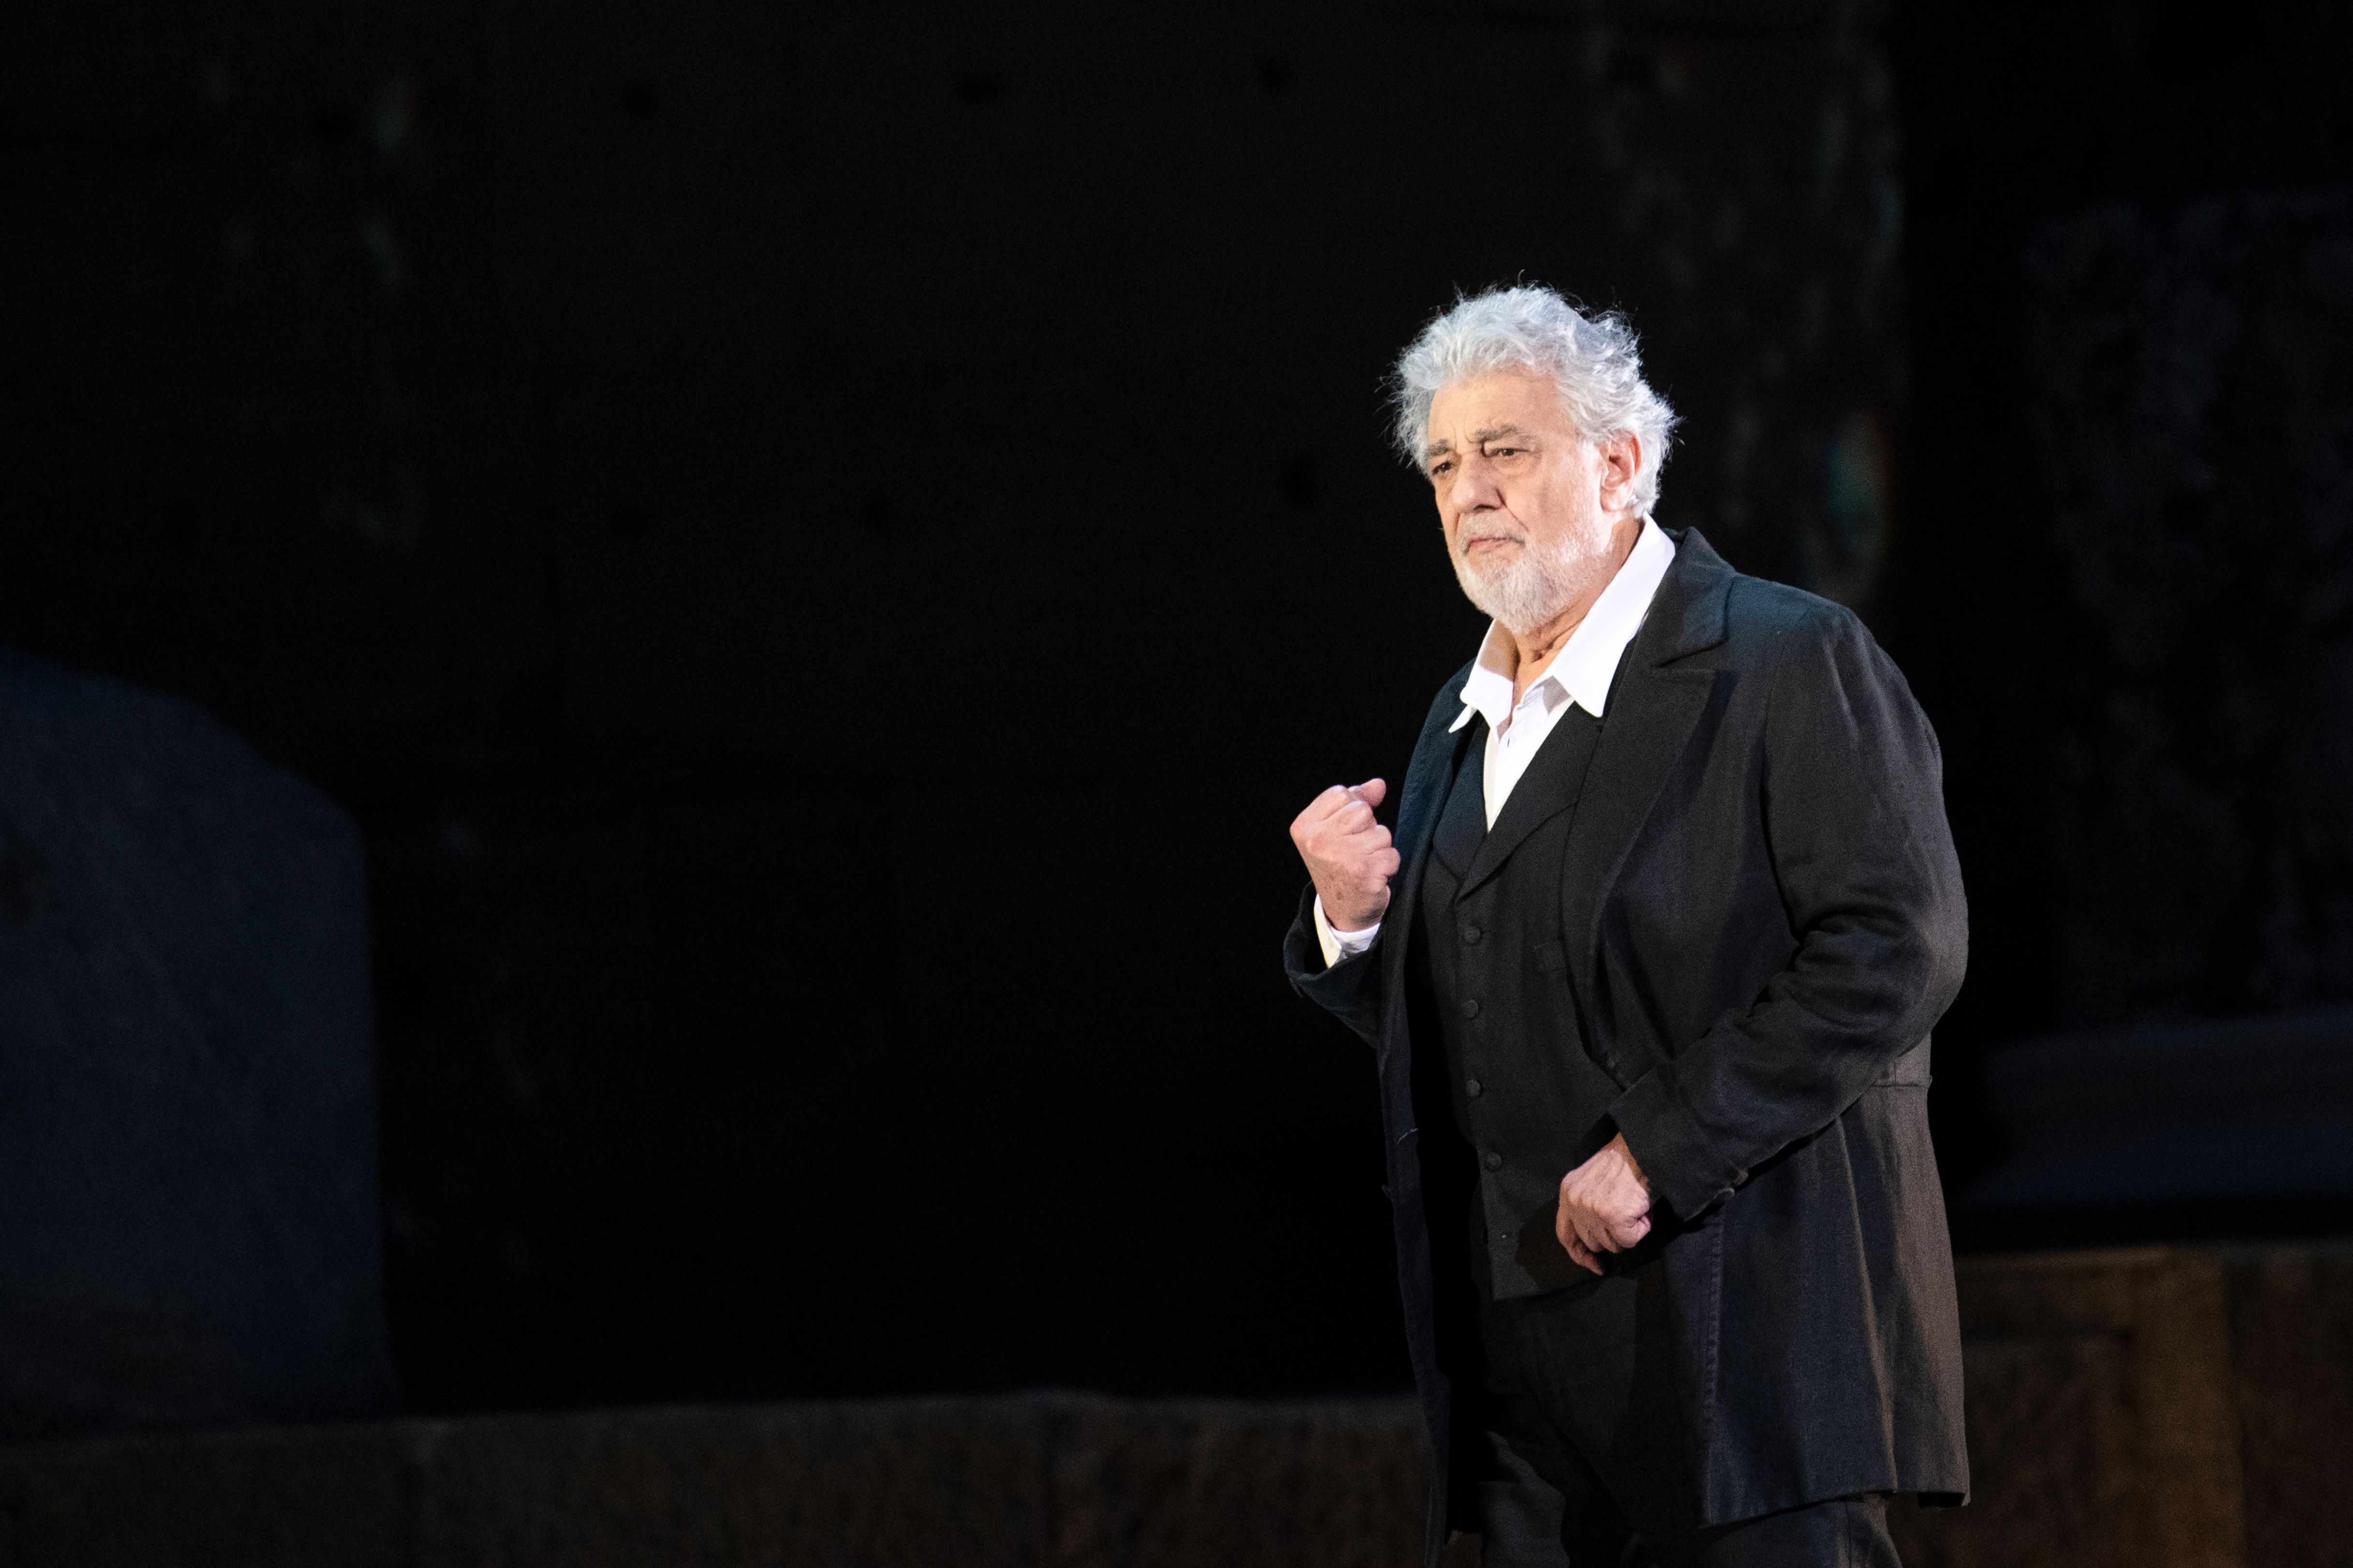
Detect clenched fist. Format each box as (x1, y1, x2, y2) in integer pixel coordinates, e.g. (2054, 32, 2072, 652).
(1289, 778, 1401, 934)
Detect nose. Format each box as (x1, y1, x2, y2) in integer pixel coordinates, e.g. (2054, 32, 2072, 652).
(1447, 451, 1502, 516)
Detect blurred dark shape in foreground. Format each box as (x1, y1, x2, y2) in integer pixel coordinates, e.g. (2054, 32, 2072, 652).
(1962, 1007, 2353, 1251)
(0, 1246, 2343, 1567)
(0, 652, 392, 1439)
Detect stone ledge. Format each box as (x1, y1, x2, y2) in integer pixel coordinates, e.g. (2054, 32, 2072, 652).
(0, 1246, 2343, 1567)
(0, 1394, 1428, 1568)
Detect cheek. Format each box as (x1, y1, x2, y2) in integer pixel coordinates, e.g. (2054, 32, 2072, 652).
(1516, 478, 1574, 535)
(1554, 469, 1606, 525)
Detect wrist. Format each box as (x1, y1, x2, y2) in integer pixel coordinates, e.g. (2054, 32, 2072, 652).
(1612, 1133, 1649, 1191)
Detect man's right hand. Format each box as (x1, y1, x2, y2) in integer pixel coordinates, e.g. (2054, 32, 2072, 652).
(1290, 779, 1400, 932)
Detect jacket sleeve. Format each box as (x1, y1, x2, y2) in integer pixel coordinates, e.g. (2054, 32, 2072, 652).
(1282, 882, 1384, 1045)
(1608, 602, 1969, 1221)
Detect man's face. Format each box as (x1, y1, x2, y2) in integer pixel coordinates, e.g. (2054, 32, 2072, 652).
(1423, 369, 1638, 635)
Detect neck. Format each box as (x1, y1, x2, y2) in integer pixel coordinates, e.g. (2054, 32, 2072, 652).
(1507, 514, 1644, 704)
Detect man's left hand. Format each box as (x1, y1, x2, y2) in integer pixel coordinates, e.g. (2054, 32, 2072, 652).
(1555, 1133, 1652, 1275)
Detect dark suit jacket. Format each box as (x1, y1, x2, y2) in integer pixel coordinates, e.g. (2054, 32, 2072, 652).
(1286, 528, 1968, 1561)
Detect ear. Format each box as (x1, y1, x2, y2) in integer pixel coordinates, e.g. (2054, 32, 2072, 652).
(1595, 432, 1643, 514)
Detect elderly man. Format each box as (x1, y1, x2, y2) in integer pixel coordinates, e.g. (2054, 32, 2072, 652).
(1285, 286, 1968, 1568)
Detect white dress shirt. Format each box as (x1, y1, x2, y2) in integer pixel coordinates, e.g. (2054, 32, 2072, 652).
(1314, 518, 1678, 967)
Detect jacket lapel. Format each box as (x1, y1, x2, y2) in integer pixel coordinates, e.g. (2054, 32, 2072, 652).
(1383, 662, 1480, 1008)
(1558, 529, 1736, 999)
(1427, 727, 1487, 880)
(1454, 706, 1599, 897)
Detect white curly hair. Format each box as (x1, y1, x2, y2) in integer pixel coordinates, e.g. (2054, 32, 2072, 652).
(1390, 285, 1679, 515)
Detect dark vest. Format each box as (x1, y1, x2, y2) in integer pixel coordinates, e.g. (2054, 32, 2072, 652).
(1413, 704, 1628, 1299)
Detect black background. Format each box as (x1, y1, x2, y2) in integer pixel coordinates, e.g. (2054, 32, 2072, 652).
(5, 0, 2351, 1416)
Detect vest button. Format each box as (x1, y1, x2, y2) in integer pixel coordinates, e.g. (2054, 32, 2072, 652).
(1459, 999, 1481, 1019)
(1465, 1077, 1483, 1098)
(1461, 924, 1484, 944)
(1483, 1151, 1503, 1171)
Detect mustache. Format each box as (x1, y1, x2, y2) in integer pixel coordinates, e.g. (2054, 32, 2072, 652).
(1455, 526, 1526, 554)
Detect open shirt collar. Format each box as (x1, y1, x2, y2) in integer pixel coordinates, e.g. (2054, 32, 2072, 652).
(1449, 517, 1677, 734)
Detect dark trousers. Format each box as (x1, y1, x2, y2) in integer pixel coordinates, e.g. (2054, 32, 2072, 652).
(1462, 1263, 1902, 1568)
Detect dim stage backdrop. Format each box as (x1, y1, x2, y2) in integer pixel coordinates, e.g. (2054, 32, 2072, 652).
(4, 0, 2350, 1415)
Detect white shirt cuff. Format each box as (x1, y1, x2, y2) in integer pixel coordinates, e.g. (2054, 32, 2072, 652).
(1312, 895, 1380, 969)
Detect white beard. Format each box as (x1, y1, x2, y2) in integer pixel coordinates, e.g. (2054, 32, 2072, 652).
(1450, 516, 1616, 636)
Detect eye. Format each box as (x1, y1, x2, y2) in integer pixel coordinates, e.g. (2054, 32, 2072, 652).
(1428, 460, 1453, 478)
